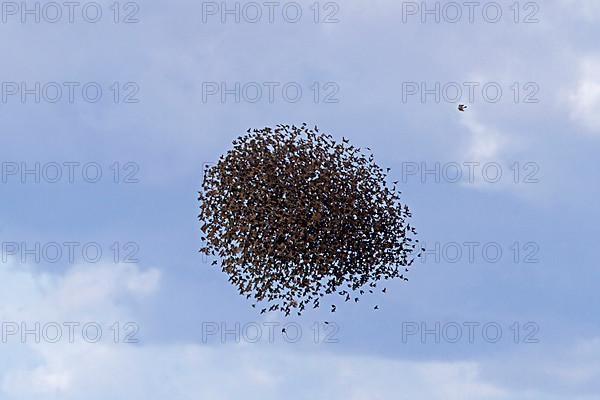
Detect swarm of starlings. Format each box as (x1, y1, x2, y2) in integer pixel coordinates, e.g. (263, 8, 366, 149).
(199, 124, 421, 316)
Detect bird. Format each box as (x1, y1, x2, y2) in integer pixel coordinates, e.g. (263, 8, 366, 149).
(458, 104, 467, 112)
(282, 328, 287, 334)
(374, 305, 379, 310)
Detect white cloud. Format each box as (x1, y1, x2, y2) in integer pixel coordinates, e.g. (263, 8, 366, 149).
(0, 260, 160, 324)
(460, 115, 510, 162)
(455, 113, 519, 190)
(0, 259, 598, 399)
(2, 341, 509, 400)
(567, 56, 600, 133)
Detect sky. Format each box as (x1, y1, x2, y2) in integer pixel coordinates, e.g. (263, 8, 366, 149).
(0, 0, 599, 398)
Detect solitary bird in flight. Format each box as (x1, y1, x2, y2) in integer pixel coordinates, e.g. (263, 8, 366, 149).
(458, 104, 467, 112)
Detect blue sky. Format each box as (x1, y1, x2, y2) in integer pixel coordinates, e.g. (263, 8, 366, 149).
(0, 0, 599, 398)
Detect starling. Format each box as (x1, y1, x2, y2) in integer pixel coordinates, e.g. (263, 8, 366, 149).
(198, 124, 422, 316)
(458, 104, 467, 112)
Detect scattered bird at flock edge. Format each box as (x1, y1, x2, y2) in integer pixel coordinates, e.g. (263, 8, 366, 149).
(458, 104, 467, 112)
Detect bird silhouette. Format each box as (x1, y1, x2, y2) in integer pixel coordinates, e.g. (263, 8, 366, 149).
(458, 104, 467, 112)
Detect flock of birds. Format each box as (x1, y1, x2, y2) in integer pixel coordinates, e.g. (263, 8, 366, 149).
(199, 124, 423, 316)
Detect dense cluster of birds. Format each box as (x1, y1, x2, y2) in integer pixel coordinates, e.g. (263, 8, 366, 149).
(198, 124, 422, 316)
